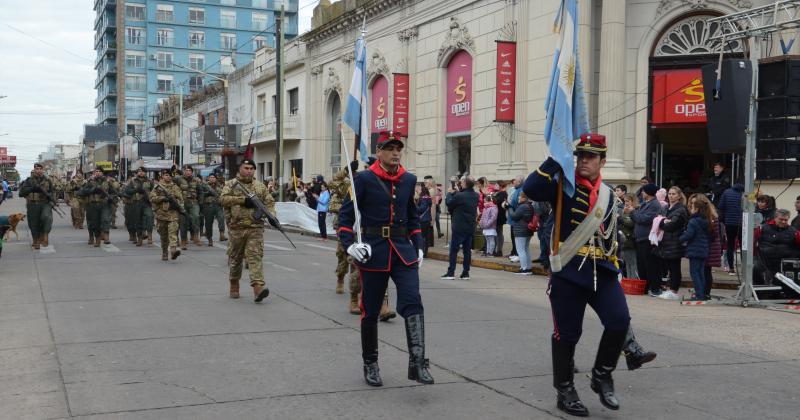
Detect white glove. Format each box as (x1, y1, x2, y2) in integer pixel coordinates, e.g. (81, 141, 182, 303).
(417, 249, 424, 268)
(347, 242, 372, 263)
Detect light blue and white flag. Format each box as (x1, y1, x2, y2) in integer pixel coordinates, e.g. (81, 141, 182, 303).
(343, 31, 370, 163)
(544, 0, 590, 197)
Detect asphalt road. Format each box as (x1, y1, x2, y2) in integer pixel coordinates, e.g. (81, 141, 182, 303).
(1, 198, 798, 420)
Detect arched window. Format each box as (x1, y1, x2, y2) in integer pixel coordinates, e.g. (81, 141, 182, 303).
(653, 14, 744, 57)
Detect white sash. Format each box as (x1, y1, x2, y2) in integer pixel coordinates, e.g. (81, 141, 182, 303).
(549, 184, 612, 273)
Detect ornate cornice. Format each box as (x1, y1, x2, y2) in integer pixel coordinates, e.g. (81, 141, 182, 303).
(323, 67, 343, 98)
(310, 65, 324, 77)
(497, 21, 517, 42)
(397, 27, 419, 43)
(367, 51, 390, 79)
(341, 51, 355, 64)
(656, 0, 752, 16)
(437, 17, 476, 66)
(301, 0, 402, 46)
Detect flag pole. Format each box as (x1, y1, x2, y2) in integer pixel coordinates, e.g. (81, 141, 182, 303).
(552, 173, 564, 256)
(353, 15, 367, 162)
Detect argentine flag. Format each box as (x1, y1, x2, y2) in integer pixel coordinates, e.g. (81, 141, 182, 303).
(544, 0, 590, 198)
(343, 32, 370, 163)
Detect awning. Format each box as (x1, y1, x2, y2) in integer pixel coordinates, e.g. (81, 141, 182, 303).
(142, 159, 176, 171)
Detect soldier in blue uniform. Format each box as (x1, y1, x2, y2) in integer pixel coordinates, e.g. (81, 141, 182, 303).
(338, 131, 434, 387)
(524, 134, 630, 417)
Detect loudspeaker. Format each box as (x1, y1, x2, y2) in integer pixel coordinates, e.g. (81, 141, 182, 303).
(757, 118, 800, 139)
(756, 139, 800, 159)
(758, 57, 800, 97)
(756, 160, 800, 179)
(757, 96, 800, 119)
(702, 60, 751, 153)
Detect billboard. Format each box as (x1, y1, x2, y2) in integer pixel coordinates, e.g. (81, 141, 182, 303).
(651, 68, 707, 125)
(446, 50, 473, 135)
(138, 142, 165, 158)
(84, 124, 118, 143)
(190, 125, 239, 153)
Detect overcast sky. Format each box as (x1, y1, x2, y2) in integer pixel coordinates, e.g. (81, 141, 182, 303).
(0, 0, 317, 176)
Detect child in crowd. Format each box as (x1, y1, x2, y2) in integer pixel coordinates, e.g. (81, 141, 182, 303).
(619, 193, 639, 279)
(681, 194, 712, 301)
(479, 194, 498, 257)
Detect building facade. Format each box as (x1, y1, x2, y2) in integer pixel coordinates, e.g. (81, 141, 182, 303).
(239, 0, 796, 211)
(93, 0, 299, 140)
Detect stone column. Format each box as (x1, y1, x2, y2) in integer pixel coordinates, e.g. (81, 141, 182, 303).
(597, 0, 626, 170)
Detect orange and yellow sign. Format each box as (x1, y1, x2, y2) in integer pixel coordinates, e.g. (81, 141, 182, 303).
(651, 68, 707, 125)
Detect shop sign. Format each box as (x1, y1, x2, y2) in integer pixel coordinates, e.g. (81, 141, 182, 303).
(447, 50, 473, 134)
(651, 68, 707, 124)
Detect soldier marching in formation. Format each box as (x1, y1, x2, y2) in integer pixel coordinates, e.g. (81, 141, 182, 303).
(123, 167, 155, 247)
(18, 163, 55, 249)
(149, 169, 184, 261)
(175, 165, 202, 249)
(107, 174, 121, 230)
(200, 173, 226, 247)
(221, 159, 273, 303)
(66, 173, 86, 229)
(78, 167, 117, 247)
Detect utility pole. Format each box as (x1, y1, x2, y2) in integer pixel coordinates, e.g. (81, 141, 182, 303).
(275, 3, 285, 201)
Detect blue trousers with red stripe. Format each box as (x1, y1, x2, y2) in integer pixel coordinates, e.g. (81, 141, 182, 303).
(360, 252, 423, 323)
(548, 271, 630, 344)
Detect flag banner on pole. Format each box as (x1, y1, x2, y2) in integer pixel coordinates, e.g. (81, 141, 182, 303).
(393, 73, 410, 137)
(343, 33, 370, 162)
(544, 0, 590, 197)
(495, 41, 517, 123)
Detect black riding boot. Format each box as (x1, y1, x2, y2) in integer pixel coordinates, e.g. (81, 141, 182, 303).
(552, 337, 588, 417)
(623, 327, 657, 371)
(590, 329, 627, 410)
(405, 314, 434, 384)
(361, 320, 382, 387)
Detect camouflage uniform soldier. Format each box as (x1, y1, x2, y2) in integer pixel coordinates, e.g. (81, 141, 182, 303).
(200, 174, 226, 247)
(221, 159, 273, 302)
(66, 173, 87, 229)
(18, 163, 55, 249)
(123, 168, 154, 247)
(107, 175, 121, 230)
(175, 166, 202, 249)
(122, 178, 135, 242)
(329, 166, 362, 314)
(150, 170, 183, 261)
(78, 168, 116, 247)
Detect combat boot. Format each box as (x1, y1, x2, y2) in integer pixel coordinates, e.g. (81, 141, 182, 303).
(553, 337, 589, 417)
(405, 314, 434, 384)
(590, 329, 627, 411)
(170, 246, 181, 260)
(41, 234, 49, 247)
(207, 237, 214, 247)
(181, 239, 188, 250)
(253, 285, 270, 302)
(349, 291, 361, 315)
(88, 233, 94, 245)
(192, 233, 201, 246)
(379, 295, 396, 322)
(129, 232, 136, 242)
(32, 236, 40, 250)
(136, 232, 143, 247)
(102, 232, 110, 245)
(219, 231, 227, 241)
(229, 280, 240, 299)
(623, 328, 657, 371)
(161, 250, 168, 261)
(336, 275, 345, 294)
(361, 321, 382, 387)
(94, 234, 101, 248)
(147, 230, 153, 245)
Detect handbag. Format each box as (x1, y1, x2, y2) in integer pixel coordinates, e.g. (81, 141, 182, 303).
(527, 203, 540, 232)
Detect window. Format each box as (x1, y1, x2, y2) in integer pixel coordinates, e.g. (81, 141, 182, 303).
(189, 53, 205, 70)
(156, 28, 174, 46)
(127, 122, 144, 138)
(254, 35, 267, 51)
(188, 31, 205, 48)
(272, 94, 277, 116)
(220, 10, 236, 28)
(156, 4, 174, 23)
(257, 94, 266, 121)
(188, 7, 205, 24)
(252, 0, 268, 8)
(220, 55, 234, 73)
(157, 75, 173, 93)
(156, 51, 173, 69)
(125, 51, 146, 68)
(289, 159, 303, 180)
(288, 88, 299, 115)
(125, 74, 146, 91)
(189, 76, 203, 92)
(220, 0, 236, 5)
(220, 33, 236, 50)
(126, 27, 144, 45)
(125, 3, 145, 21)
(125, 98, 146, 116)
(252, 12, 268, 30)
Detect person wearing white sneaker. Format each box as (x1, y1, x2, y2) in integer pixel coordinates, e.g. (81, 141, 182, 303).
(658, 187, 689, 302)
(658, 290, 680, 300)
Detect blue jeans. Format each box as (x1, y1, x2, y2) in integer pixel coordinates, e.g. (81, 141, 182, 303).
(447, 231, 473, 274)
(485, 235, 496, 255)
(515, 235, 532, 270)
(689, 257, 706, 299)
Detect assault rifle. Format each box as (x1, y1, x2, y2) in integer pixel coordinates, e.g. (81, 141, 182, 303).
(232, 181, 296, 249)
(154, 183, 187, 215)
(33, 187, 66, 218)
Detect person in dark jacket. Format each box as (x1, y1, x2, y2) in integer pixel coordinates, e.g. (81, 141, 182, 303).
(704, 210, 725, 299)
(492, 182, 508, 256)
(792, 195, 800, 229)
(510, 192, 535, 274)
(442, 176, 479, 280)
(717, 183, 743, 275)
(704, 162, 730, 207)
(417, 184, 434, 257)
(631, 183, 663, 295)
(657, 187, 688, 300)
(754, 209, 800, 276)
(619, 194, 638, 279)
(681, 194, 712, 301)
(756, 194, 776, 225)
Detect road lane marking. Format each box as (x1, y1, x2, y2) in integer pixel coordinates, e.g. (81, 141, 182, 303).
(264, 243, 293, 251)
(267, 262, 297, 272)
(304, 243, 337, 251)
(39, 245, 56, 254)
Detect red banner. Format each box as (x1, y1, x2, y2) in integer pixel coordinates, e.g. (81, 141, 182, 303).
(371, 76, 389, 133)
(0, 155, 16, 165)
(393, 73, 410, 137)
(0, 147, 6, 157)
(447, 50, 473, 134)
(651, 68, 707, 125)
(495, 41, 516, 123)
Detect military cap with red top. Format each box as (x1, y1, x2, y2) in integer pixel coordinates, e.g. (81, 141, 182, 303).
(573, 133, 607, 155)
(375, 130, 404, 149)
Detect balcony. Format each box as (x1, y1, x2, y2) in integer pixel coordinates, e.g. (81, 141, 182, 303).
(252, 114, 301, 143)
(97, 109, 118, 124)
(95, 62, 117, 87)
(95, 86, 118, 107)
(93, 0, 116, 13)
(94, 13, 116, 33)
(94, 40, 117, 67)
